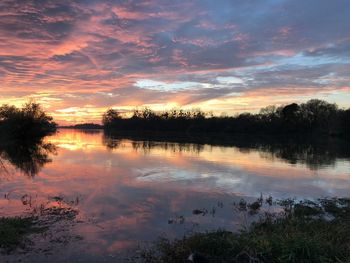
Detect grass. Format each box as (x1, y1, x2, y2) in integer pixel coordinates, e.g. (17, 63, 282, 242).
(139, 197, 350, 263)
(0, 196, 80, 254)
(0, 216, 44, 252)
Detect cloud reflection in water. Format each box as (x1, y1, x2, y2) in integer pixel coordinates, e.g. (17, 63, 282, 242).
(0, 129, 349, 261)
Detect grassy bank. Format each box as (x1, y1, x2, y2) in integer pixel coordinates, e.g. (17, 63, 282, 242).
(0, 216, 44, 252)
(0, 196, 79, 254)
(140, 198, 350, 263)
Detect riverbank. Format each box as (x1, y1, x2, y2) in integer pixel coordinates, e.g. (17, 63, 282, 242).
(0, 196, 79, 255)
(139, 197, 350, 263)
(102, 100, 350, 140)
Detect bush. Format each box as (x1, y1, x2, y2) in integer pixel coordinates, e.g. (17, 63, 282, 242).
(0, 102, 57, 141)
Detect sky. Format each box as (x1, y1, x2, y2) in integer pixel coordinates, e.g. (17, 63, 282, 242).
(0, 0, 349, 124)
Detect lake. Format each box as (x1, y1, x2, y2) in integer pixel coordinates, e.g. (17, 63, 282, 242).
(1, 129, 349, 262)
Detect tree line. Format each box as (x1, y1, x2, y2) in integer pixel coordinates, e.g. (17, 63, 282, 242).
(103, 99, 350, 137)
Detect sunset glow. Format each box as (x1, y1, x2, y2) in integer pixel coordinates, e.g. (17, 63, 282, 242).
(0, 1, 349, 124)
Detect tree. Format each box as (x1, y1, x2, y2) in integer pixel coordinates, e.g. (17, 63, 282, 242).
(300, 99, 338, 133)
(102, 109, 121, 127)
(282, 103, 300, 121)
(0, 102, 57, 140)
(0, 104, 18, 121)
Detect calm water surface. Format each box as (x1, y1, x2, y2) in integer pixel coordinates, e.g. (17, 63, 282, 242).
(1, 129, 349, 262)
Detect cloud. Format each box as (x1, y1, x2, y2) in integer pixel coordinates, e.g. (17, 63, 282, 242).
(0, 0, 349, 124)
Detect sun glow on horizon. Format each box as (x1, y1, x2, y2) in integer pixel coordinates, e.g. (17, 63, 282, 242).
(0, 0, 349, 124)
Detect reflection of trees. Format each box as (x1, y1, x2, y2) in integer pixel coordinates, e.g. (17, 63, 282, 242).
(102, 135, 122, 150)
(103, 132, 350, 170)
(257, 144, 335, 170)
(233, 138, 350, 170)
(0, 140, 57, 177)
(102, 134, 204, 154)
(131, 141, 204, 155)
(77, 129, 101, 135)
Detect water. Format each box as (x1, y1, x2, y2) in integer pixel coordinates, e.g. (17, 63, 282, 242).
(0, 129, 349, 262)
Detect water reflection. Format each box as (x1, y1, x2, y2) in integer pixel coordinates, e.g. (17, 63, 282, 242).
(236, 140, 350, 170)
(103, 133, 350, 170)
(0, 140, 56, 177)
(0, 129, 349, 262)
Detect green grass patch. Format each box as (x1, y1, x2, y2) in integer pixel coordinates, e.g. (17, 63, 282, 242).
(0, 216, 45, 252)
(0, 196, 80, 254)
(140, 198, 350, 263)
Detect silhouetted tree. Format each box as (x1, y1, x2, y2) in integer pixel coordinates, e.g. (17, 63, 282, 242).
(282, 103, 300, 121)
(339, 109, 350, 137)
(0, 102, 57, 141)
(299, 99, 338, 133)
(102, 109, 121, 128)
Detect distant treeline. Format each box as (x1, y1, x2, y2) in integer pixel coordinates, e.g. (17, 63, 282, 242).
(60, 123, 103, 129)
(103, 99, 350, 138)
(0, 102, 57, 141)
